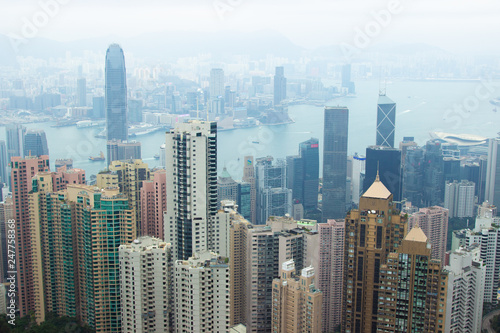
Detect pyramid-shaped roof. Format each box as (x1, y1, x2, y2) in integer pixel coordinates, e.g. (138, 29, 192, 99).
(362, 174, 391, 199)
(404, 225, 428, 243)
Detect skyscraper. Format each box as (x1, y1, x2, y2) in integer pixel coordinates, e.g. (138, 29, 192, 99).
(403, 145, 424, 207)
(444, 245, 485, 333)
(322, 106, 348, 221)
(164, 120, 217, 261)
(376, 93, 396, 148)
(274, 66, 287, 106)
(11, 155, 50, 317)
(6, 124, 26, 161)
(423, 139, 445, 206)
(174, 251, 230, 332)
(242, 156, 257, 224)
(23, 129, 49, 157)
(120, 237, 173, 333)
(376, 226, 448, 333)
(364, 145, 402, 202)
(0, 140, 8, 185)
(444, 180, 475, 218)
(140, 170, 166, 238)
(77, 77, 87, 107)
(342, 176, 406, 333)
(318, 219, 345, 332)
(271, 260, 322, 333)
(218, 167, 239, 207)
(485, 137, 500, 210)
(105, 44, 128, 142)
(92, 96, 105, 119)
(299, 138, 319, 212)
(106, 139, 141, 164)
(408, 206, 449, 264)
(210, 68, 224, 115)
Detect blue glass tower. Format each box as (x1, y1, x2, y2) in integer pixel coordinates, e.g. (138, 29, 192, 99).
(105, 44, 127, 142)
(376, 94, 396, 148)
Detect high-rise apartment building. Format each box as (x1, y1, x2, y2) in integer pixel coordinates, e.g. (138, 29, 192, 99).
(77, 77, 87, 107)
(376, 94, 396, 148)
(0, 141, 8, 185)
(0, 197, 13, 282)
(109, 159, 150, 233)
(342, 175, 406, 333)
(443, 244, 485, 333)
(271, 260, 322, 333)
(322, 106, 348, 221)
(11, 155, 50, 317)
(318, 219, 345, 332)
(444, 180, 475, 218)
(376, 226, 448, 333)
(408, 206, 449, 264)
(164, 120, 217, 261)
(23, 129, 49, 157)
(119, 237, 173, 333)
(274, 66, 287, 106)
(485, 137, 500, 210)
(105, 44, 128, 142)
(174, 251, 230, 332)
(364, 145, 402, 202)
(140, 170, 166, 238)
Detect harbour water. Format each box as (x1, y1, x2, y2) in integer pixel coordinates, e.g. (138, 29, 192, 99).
(1, 79, 499, 180)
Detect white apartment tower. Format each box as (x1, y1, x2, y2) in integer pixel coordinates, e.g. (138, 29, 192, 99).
(174, 251, 230, 333)
(119, 237, 173, 333)
(444, 244, 485, 333)
(444, 180, 475, 218)
(164, 120, 218, 261)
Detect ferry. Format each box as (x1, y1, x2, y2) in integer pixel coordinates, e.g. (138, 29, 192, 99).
(89, 151, 105, 161)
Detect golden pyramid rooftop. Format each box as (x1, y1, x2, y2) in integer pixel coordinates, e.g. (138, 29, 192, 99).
(404, 225, 428, 243)
(361, 173, 391, 199)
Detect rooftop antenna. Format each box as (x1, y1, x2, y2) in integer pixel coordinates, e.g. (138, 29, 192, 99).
(376, 161, 380, 181)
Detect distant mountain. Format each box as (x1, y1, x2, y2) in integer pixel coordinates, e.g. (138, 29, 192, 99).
(0, 30, 306, 66)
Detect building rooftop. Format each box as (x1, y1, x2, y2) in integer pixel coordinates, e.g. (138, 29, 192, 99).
(404, 225, 428, 243)
(362, 174, 391, 199)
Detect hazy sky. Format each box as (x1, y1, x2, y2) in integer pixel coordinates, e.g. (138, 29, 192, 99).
(2, 0, 500, 53)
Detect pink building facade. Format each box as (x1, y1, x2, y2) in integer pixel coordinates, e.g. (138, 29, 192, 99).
(318, 219, 345, 332)
(140, 170, 166, 239)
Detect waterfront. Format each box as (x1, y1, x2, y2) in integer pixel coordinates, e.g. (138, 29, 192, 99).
(1, 79, 499, 180)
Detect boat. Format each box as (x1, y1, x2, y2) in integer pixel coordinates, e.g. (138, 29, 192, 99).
(89, 151, 105, 161)
(490, 98, 500, 107)
(51, 120, 77, 128)
(154, 154, 160, 160)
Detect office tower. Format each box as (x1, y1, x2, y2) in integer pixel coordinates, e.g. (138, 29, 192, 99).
(210, 68, 224, 98)
(376, 93, 396, 148)
(242, 156, 257, 224)
(342, 176, 406, 333)
(341, 64, 356, 94)
(444, 180, 475, 218)
(119, 237, 173, 333)
(403, 146, 425, 207)
(92, 96, 105, 119)
(128, 99, 143, 123)
(23, 129, 49, 157)
(218, 167, 239, 207)
(274, 66, 287, 106)
(323, 106, 349, 221)
(30, 172, 82, 323)
(174, 251, 230, 332)
(376, 226, 448, 333)
(351, 153, 365, 205)
(299, 138, 319, 211)
(399, 137, 418, 168)
(424, 139, 445, 206)
(255, 157, 292, 224)
(443, 245, 485, 333)
(109, 159, 150, 233)
(11, 155, 49, 317)
(106, 139, 141, 164)
(6, 124, 26, 161)
(271, 260, 322, 333)
(105, 44, 128, 142)
(443, 157, 461, 184)
(408, 206, 449, 264)
(0, 141, 7, 185)
(318, 219, 345, 332)
(486, 137, 500, 210)
(0, 197, 13, 282)
(478, 156, 488, 204)
(286, 155, 304, 206)
(77, 77, 86, 107)
(140, 170, 166, 238)
(237, 182, 252, 221)
(164, 120, 217, 261)
(364, 146, 402, 202)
